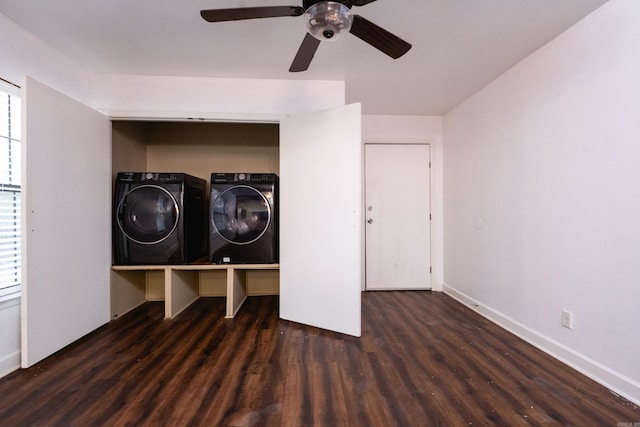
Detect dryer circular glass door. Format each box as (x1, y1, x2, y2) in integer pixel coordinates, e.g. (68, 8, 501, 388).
(212, 185, 271, 245)
(117, 185, 179, 245)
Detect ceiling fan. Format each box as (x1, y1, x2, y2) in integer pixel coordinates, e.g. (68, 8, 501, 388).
(200, 0, 412, 72)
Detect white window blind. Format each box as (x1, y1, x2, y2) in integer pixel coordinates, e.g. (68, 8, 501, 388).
(0, 80, 21, 297)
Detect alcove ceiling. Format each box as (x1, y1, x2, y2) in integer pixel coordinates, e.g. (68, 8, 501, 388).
(0, 0, 608, 115)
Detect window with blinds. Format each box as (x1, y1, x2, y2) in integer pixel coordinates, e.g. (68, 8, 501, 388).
(0, 82, 21, 297)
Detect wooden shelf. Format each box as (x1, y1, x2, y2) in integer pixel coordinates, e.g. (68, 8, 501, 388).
(111, 264, 279, 321)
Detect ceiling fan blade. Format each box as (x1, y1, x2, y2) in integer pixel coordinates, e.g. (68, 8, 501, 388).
(290, 33, 321, 72)
(350, 0, 378, 6)
(349, 15, 411, 59)
(200, 6, 304, 22)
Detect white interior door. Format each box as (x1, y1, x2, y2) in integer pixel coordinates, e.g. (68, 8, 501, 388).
(279, 103, 362, 337)
(22, 77, 111, 367)
(365, 144, 431, 290)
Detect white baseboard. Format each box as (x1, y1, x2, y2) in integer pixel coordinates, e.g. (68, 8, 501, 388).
(443, 284, 640, 407)
(0, 350, 20, 379)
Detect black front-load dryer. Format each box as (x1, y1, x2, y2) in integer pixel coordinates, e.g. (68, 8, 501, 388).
(209, 173, 278, 264)
(113, 172, 207, 265)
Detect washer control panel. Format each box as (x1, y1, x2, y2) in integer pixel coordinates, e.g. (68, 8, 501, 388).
(117, 172, 183, 182)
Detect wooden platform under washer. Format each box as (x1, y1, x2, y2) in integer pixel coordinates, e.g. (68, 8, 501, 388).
(111, 264, 280, 320)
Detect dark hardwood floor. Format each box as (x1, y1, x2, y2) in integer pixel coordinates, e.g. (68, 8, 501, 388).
(1, 292, 638, 426)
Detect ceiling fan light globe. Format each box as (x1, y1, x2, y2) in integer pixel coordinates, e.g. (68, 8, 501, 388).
(305, 2, 352, 41)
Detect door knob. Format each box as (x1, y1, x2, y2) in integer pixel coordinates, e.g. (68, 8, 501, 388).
(367, 218, 373, 224)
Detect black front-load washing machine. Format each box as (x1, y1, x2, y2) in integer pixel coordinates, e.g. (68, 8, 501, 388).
(113, 172, 208, 265)
(209, 173, 278, 264)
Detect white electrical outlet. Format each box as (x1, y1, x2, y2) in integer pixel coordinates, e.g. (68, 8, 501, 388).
(561, 310, 573, 329)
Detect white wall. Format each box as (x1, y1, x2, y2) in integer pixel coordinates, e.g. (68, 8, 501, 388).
(0, 298, 20, 377)
(443, 0, 640, 404)
(362, 116, 444, 291)
(0, 14, 93, 105)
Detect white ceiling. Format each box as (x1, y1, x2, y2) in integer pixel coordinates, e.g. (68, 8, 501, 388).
(0, 0, 608, 115)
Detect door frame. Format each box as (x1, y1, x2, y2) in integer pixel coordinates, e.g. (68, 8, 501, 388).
(364, 142, 432, 291)
(362, 138, 443, 292)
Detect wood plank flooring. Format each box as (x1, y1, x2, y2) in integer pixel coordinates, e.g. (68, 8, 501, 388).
(1, 292, 638, 426)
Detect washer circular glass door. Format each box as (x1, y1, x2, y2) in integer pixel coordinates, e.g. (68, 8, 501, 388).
(212, 185, 271, 245)
(117, 185, 179, 245)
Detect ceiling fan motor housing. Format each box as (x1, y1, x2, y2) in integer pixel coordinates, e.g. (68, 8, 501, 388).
(304, 1, 353, 41)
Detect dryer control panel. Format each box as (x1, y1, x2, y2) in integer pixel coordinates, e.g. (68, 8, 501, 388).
(212, 173, 277, 183)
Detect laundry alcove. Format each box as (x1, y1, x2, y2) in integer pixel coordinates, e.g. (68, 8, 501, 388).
(22, 74, 362, 368)
(110, 120, 282, 319)
(110, 108, 364, 336)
